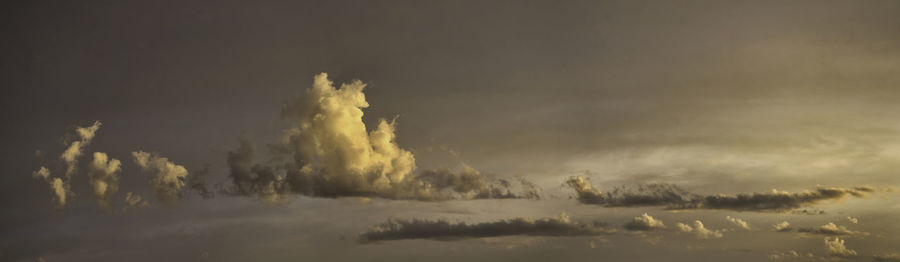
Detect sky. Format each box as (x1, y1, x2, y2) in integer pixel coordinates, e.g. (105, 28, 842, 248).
(2, 0, 900, 261)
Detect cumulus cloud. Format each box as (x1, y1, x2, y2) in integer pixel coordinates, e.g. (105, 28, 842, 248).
(676, 220, 723, 239)
(725, 216, 751, 230)
(227, 73, 536, 202)
(773, 221, 793, 232)
(566, 176, 873, 212)
(87, 152, 122, 208)
(358, 213, 611, 243)
(798, 222, 867, 236)
(824, 237, 857, 258)
(132, 151, 189, 204)
(33, 122, 102, 206)
(624, 213, 666, 231)
(60, 121, 101, 176)
(847, 216, 858, 224)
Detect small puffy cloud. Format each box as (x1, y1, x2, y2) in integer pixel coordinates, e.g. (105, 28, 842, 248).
(874, 253, 900, 262)
(124, 192, 150, 209)
(676, 220, 723, 239)
(798, 222, 867, 236)
(773, 221, 793, 232)
(32, 167, 50, 180)
(847, 216, 858, 224)
(358, 213, 611, 243)
(725, 216, 751, 230)
(624, 213, 666, 231)
(60, 121, 101, 176)
(768, 250, 800, 261)
(87, 152, 122, 208)
(824, 237, 857, 258)
(132, 151, 189, 204)
(565, 176, 874, 212)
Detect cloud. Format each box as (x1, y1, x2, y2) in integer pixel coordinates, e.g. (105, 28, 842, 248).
(847, 216, 858, 224)
(676, 220, 723, 239)
(773, 221, 793, 232)
(824, 237, 857, 258)
(566, 176, 873, 212)
(87, 152, 122, 208)
(123, 192, 150, 209)
(725, 216, 751, 230)
(132, 151, 189, 204)
(34, 122, 102, 207)
(798, 222, 867, 236)
(187, 165, 214, 199)
(874, 253, 900, 262)
(358, 213, 611, 243)
(768, 250, 800, 261)
(624, 213, 666, 231)
(227, 73, 537, 202)
(60, 121, 101, 176)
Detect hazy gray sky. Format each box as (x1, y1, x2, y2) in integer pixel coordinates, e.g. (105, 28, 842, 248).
(3, 1, 900, 261)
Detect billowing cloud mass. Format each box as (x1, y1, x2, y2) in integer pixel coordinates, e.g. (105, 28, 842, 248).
(566, 176, 873, 212)
(676, 220, 723, 239)
(824, 237, 857, 258)
(227, 73, 535, 201)
(773, 221, 793, 232)
(725, 216, 751, 230)
(358, 213, 611, 243)
(87, 152, 122, 208)
(798, 222, 867, 236)
(624, 213, 666, 231)
(132, 151, 189, 204)
(60, 121, 101, 176)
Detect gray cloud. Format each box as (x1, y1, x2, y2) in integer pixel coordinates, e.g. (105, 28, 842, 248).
(566, 176, 874, 212)
(623, 213, 666, 231)
(358, 213, 611, 243)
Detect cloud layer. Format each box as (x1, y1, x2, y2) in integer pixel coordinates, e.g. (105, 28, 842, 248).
(566, 176, 873, 212)
(358, 213, 611, 243)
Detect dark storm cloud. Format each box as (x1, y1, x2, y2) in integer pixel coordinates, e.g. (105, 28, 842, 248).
(358, 213, 611, 243)
(224, 74, 539, 202)
(566, 176, 874, 212)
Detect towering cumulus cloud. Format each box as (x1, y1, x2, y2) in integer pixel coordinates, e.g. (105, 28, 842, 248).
(824, 237, 857, 258)
(132, 151, 189, 204)
(228, 73, 532, 201)
(358, 213, 611, 243)
(87, 152, 122, 208)
(566, 176, 873, 212)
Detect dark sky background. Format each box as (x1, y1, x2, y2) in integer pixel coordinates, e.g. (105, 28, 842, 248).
(3, 1, 900, 261)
